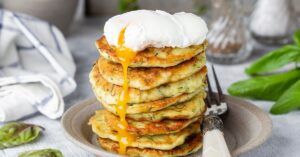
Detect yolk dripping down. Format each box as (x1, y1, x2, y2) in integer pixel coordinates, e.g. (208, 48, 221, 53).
(115, 27, 136, 154)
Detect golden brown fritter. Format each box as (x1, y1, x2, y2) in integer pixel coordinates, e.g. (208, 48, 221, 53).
(89, 63, 207, 104)
(92, 110, 203, 136)
(89, 113, 201, 150)
(100, 89, 205, 114)
(98, 133, 203, 157)
(125, 92, 206, 122)
(96, 36, 208, 68)
(98, 53, 206, 90)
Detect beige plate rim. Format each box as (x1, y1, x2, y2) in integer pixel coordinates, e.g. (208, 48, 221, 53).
(61, 95, 272, 157)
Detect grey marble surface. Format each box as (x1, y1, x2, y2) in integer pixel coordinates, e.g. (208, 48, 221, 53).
(1, 18, 300, 157)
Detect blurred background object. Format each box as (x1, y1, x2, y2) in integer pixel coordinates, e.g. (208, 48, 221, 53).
(250, 0, 298, 45)
(85, 0, 118, 16)
(85, 0, 208, 16)
(0, 10, 77, 122)
(205, 0, 253, 64)
(2, 0, 79, 35)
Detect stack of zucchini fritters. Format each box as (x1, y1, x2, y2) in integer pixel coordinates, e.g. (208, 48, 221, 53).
(89, 36, 208, 157)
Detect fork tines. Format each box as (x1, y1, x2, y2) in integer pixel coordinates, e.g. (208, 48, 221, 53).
(205, 65, 227, 116)
(211, 65, 225, 103)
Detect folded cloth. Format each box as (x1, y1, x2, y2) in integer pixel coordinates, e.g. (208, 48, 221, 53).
(0, 9, 77, 122)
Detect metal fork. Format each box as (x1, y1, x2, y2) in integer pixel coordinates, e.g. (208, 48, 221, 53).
(202, 65, 231, 157)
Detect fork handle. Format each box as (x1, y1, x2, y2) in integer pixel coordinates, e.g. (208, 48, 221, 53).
(202, 115, 231, 157)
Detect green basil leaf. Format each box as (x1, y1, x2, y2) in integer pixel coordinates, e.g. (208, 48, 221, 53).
(119, 0, 139, 13)
(18, 148, 63, 157)
(228, 69, 300, 100)
(270, 80, 300, 114)
(0, 122, 44, 149)
(293, 28, 300, 47)
(245, 45, 300, 75)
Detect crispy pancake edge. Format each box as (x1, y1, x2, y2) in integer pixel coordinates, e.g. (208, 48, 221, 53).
(89, 64, 207, 104)
(98, 132, 203, 157)
(98, 53, 206, 90)
(96, 36, 208, 68)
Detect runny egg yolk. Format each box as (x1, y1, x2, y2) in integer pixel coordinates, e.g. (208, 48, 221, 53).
(115, 27, 136, 154)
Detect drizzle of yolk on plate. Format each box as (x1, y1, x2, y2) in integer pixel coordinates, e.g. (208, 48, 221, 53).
(115, 27, 136, 154)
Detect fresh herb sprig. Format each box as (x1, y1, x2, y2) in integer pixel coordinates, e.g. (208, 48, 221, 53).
(228, 29, 300, 114)
(18, 148, 63, 157)
(119, 0, 139, 13)
(228, 69, 300, 101)
(0, 122, 44, 149)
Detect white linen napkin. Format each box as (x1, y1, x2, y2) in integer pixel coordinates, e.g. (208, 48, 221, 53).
(0, 9, 77, 122)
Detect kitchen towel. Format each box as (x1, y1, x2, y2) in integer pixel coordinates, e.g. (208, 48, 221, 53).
(0, 9, 77, 122)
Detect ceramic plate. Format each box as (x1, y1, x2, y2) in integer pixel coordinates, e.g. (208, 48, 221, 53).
(61, 95, 272, 157)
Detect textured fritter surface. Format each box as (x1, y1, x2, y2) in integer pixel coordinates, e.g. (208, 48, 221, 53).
(98, 133, 203, 157)
(126, 92, 206, 122)
(92, 110, 202, 136)
(101, 89, 205, 114)
(98, 53, 206, 90)
(96, 36, 208, 68)
(89, 114, 201, 150)
(90, 64, 207, 104)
